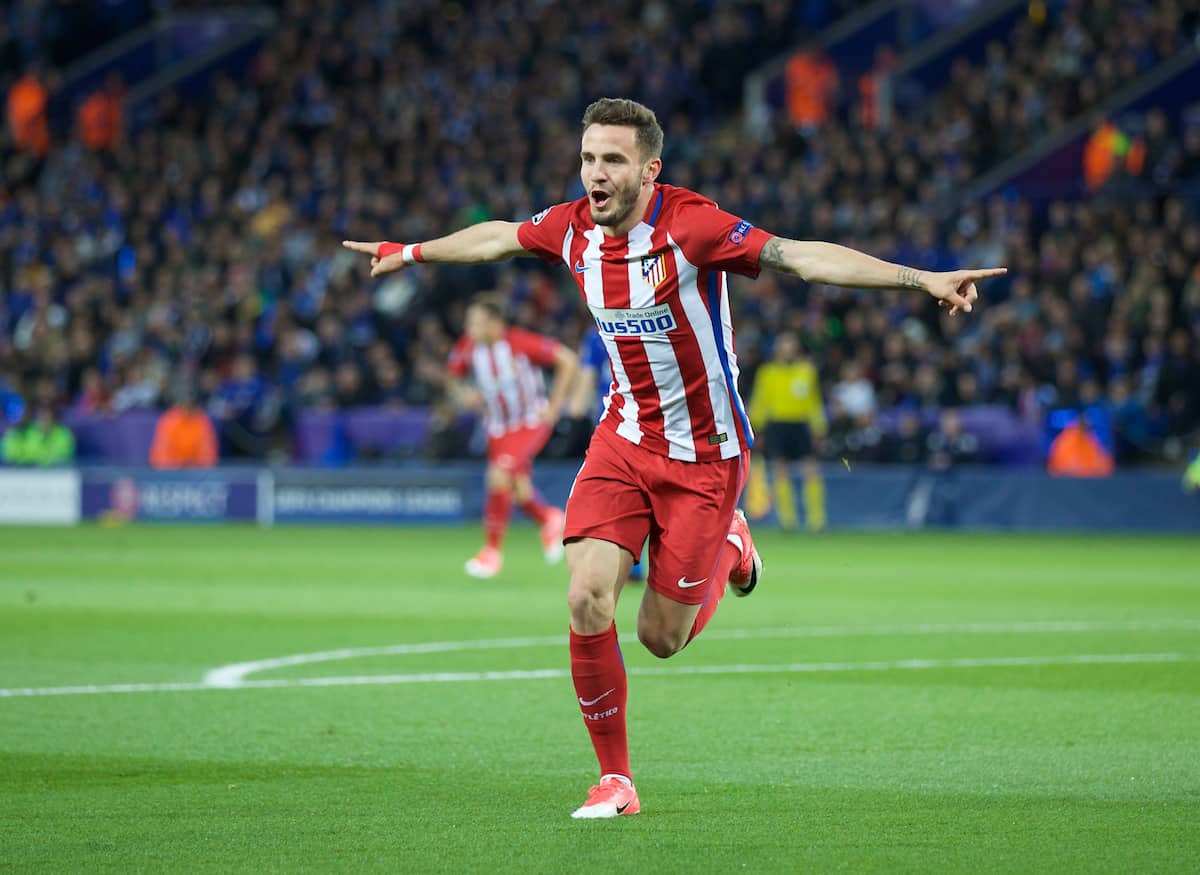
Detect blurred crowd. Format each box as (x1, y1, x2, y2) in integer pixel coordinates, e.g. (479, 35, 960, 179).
(1, 0, 1198, 466)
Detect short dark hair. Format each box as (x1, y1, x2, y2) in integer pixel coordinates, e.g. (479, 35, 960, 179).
(468, 293, 506, 322)
(581, 98, 664, 160)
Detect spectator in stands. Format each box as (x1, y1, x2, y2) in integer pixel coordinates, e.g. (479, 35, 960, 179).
(209, 353, 271, 459)
(76, 72, 124, 152)
(333, 361, 370, 408)
(927, 410, 981, 471)
(1047, 415, 1115, 478)
(1084, 119, 1143, 191)
(0, 407, 74, 466)
(857, 45, 896, 130)
(374, 358, 406, 408)
(1156, 327, 1200, 440)
(0, 374, 25, 425)
(149, 390, 218, 469)
(6, 65, 49, 157)
(786, 41, 838, 132)
(881, 409, 928, 465)
(832, 362, 876, 421)
(111, 359, 162, 412)
(72, 367, 113, 415)
(1109, 376, 1152, 463)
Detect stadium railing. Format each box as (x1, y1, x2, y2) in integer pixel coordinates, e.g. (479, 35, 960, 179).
(14, 407, 1042, 467)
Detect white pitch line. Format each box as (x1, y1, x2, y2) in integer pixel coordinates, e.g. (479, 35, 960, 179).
(2, 652, 1197, 699)
(202, 634, 568, 688)
(202, 619, 1200, 687)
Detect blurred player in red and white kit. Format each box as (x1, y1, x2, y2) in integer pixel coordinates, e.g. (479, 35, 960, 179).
(345, 98, 1005, 819)
(447, 294, 579, 578)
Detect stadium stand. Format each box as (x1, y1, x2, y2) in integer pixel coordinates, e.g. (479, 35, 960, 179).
(1, 0, 1198, 467)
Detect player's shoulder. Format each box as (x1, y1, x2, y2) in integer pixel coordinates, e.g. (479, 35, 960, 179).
(528, 197, 592, 229)
(656, 184, 738, 238)
(657, 184, 720, 216)
(505, 325, 554, 348)
(660, 183, 719, 208)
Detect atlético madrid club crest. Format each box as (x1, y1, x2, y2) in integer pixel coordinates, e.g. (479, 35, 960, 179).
(641, 253, 666, 290)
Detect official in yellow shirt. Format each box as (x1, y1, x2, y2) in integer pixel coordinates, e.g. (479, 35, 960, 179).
(746, 332, 827, 531)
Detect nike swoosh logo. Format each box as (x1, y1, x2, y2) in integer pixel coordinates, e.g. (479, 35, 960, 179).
(617, 801, 632, 814)
(579, 688, 615, 706)
(574, 261, 588, 272)
(677, 576, 708, 589)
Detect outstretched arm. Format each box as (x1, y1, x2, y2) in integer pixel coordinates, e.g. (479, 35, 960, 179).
(758, 237, 1006, 315)
(343, 221, 529, 277)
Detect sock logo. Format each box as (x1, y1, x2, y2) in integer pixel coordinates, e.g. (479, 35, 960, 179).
(583, 706, 620, 721)
(578, 688, 615, 707)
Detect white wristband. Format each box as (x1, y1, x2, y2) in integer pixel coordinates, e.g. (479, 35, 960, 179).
(401, 244, 420, 264)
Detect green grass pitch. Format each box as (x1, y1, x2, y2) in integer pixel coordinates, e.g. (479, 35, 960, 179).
(1, 524, 1198, 873)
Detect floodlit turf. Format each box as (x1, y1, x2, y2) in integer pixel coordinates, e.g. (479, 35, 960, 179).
(1, 525, 1198, 873)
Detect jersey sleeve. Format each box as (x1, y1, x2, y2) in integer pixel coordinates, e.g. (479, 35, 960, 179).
(447, 336, 472, 378)
(675, 203, 773, 277)
(516, 202, 574, 264)
(506, 327, 560, 368)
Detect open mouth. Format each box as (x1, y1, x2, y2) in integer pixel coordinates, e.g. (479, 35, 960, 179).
(590, 189, 612, 210)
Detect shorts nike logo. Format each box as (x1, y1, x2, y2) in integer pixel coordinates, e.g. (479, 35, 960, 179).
(574, 261, 588, 272)
(579, 689, 615, 706)
(677, 576, 707, 589)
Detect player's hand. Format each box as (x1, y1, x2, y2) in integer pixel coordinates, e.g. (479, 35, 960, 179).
(924, 267, 1007, 316)
(342, 241, 405, 277)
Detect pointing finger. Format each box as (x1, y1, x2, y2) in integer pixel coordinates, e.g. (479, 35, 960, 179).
(964, 267, 1007, 281)
(342, 241, 379, 254)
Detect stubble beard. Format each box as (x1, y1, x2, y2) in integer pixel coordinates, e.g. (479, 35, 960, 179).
(590, 179, 642, 228)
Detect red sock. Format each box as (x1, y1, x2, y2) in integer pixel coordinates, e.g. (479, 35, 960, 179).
(686, 541, 740, 646)
(569, 623, 630, 781)
(483, 488, 512, 550)
(519, 489, 553, 526)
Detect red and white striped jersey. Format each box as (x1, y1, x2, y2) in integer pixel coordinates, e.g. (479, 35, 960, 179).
(448, 327, 559, 438)
(518, 183, 772, 462)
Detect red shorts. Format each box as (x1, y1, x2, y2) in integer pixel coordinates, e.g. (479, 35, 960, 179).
(564, 425, 750, 606)
(487, 422, 553, 475)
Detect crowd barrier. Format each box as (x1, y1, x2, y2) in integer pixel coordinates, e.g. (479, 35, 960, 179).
(2, 464, 1197, 533)
(45, 406, 1043, 465)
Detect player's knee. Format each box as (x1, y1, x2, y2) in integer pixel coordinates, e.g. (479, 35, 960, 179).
(637, 622, 686, 660)
(484, 466, 506, 491)
(566, 575, 614, 630)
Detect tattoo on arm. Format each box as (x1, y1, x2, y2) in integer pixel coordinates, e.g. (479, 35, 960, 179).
(759, 237, 787, 271)
(897, 266, 924, 289)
